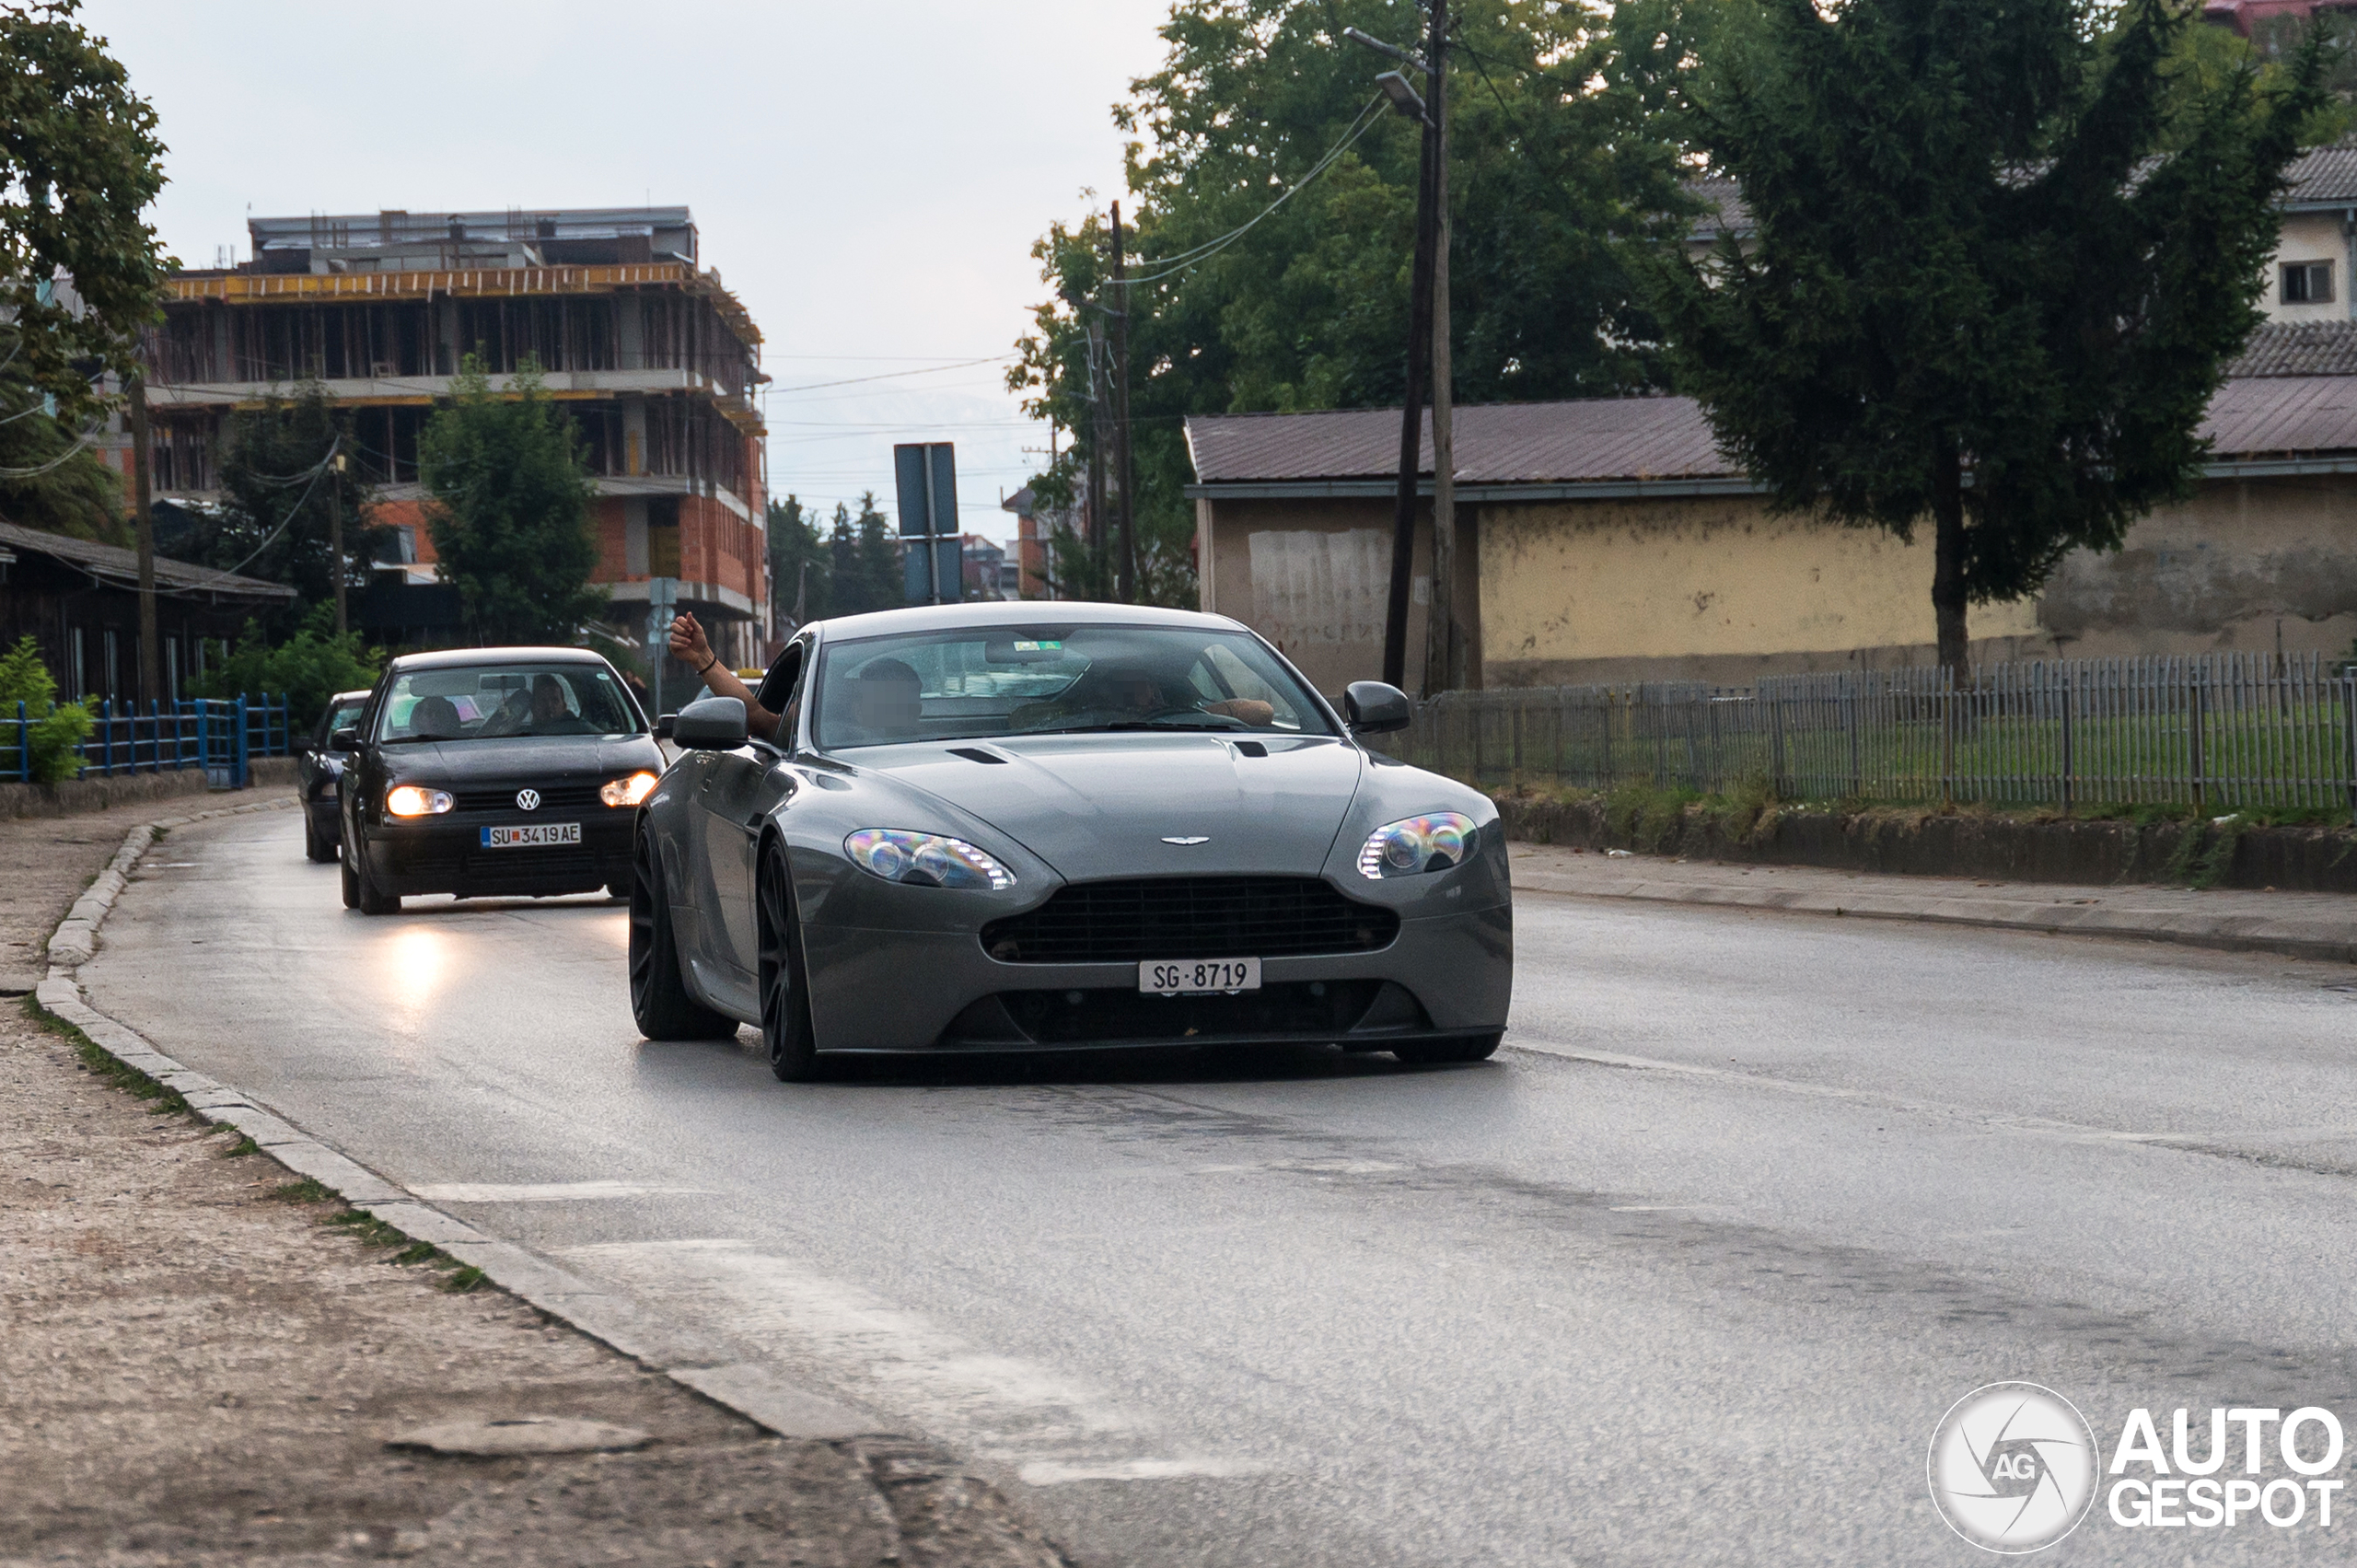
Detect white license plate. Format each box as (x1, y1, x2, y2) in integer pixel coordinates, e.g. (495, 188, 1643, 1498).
(1139, 957, 1261, 995)
(479, 822, 581, 849)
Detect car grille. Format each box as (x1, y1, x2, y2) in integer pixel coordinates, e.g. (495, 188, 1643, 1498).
(451, 783, 607, 814)
(988, 980, 1388, 1045)
(979, 877, 1399, 964)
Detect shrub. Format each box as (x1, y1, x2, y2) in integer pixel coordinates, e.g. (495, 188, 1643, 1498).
(191, 607, 382, 730)
(0, 633, 93, 784)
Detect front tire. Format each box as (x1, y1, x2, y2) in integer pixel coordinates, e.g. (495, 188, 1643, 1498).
(1392, 1031, 1502, 1066)
(354, 845, 400, 916)
(629, 830, 737, 1040)
(758, 837, 821, 1082)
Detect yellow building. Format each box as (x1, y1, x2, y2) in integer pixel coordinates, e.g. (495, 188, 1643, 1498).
(1186, 340, 2357, 693)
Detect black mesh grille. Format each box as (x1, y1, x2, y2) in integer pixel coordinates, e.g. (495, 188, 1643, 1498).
(980, 877, 1399, 964)
(452, 783, 606, 815)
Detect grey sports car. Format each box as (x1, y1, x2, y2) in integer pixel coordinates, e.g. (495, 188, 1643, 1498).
(629, 601, 1511, 1080)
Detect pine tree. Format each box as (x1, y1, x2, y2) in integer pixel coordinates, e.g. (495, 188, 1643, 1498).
(766, 494, 830, 629)
(853, 492, 905, 611)
(1651, 0, 2328, 673)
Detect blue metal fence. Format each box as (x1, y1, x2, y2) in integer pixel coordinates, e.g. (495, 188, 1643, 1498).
(4, 693, 293, 788)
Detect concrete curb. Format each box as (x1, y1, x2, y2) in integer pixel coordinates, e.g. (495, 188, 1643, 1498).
(35, 801, 887, 1446)
(1515, 870, 2357, 964)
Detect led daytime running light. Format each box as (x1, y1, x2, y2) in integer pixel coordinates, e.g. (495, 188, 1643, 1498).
(844, 829, 1015, 891)
(1356, 812, 1476, 879)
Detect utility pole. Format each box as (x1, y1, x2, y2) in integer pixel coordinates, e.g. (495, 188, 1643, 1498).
(1110, 202, 1139, 604)
(1376, 45, 1440, 690)
(329, 447, 349, 634)
(1419, 0, 1457, 698)
(1086, 315, 1109, 572)
(129, 371, 159, 703)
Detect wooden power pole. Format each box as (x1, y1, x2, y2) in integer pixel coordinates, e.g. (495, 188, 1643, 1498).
(1110, 202, 1138, 604)
(330, 447, 348, 635)
(1420, 0, 1457, 698)
(129, 371, 159, 703)
(1380, 85, 1439, 691)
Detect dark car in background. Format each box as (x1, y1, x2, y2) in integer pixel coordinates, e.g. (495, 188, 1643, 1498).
(299, 688, 373, 863)
(336, 647, 664, 915)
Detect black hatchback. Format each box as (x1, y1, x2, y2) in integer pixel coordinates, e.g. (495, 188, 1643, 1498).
(335, 647, 664, 914)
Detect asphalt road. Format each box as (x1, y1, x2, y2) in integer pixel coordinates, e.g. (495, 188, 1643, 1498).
(86, 811, 2357, 1566)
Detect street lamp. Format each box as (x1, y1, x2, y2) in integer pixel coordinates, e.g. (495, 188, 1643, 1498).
(1373, 70, 1429, 122)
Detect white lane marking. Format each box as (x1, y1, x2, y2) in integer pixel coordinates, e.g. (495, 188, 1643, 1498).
(411, 1181, 715, 1202)
(1510, 1038, 2356, 1153)
(562, 1237, 1264, 1481)
(1019, 1458, 1267, 1485)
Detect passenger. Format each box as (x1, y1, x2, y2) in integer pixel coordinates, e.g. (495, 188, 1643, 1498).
(668, 612, 784, 740)
(1012, 659, 1274, 731)
(408, 694, 464, 739)
(846, 658, 923, 739)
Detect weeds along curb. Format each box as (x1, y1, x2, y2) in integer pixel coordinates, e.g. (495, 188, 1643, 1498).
(38, 796, 889, 1447)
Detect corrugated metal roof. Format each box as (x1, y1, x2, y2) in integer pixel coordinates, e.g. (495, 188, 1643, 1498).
(1187, 376, 2357, 489)
(0, 518, 296, 599)
(2224, 320, 2357, 377)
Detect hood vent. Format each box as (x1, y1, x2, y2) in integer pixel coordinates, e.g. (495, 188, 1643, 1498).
(947, 747, 1009, 765)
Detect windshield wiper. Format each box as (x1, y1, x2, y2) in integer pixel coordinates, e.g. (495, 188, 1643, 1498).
(1040, 717, 1240, 734)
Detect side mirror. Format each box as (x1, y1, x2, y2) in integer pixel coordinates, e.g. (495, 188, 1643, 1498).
(654, 714, 677, 740)
(1342, 680, 1412, 736)
(330, 726, 360, 749)
(671, 695, 748, 750)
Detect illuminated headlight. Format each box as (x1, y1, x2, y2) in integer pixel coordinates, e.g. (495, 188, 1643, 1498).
(385, 784, 454, 817)
(1356, 812, 1477, 879)
(600, 771, 659, 807)
(844, 829, 1015, 890)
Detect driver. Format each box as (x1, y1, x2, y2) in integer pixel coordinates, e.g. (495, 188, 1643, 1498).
(1011, 660, 1274, 731)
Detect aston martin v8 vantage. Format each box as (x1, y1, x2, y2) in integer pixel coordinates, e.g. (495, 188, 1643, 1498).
(630, 602, 1512, 1080)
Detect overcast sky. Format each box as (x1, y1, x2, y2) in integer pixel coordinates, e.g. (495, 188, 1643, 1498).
(83, 0, 1169, 548)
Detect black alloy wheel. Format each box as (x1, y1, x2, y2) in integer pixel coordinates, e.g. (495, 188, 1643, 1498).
(1392, 1031, 1503, 1066)
(757, 836, 820, 1082)
(628, 830, 737, 1040)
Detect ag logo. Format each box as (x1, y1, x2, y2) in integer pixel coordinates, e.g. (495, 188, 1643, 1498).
(516, 789, 540, 811)
(1928, 1383, 2099, 1553)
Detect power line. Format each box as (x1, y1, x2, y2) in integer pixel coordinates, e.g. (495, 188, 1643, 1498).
(765, 355, 1017, 393)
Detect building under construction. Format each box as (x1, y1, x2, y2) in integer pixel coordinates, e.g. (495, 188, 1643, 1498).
(127, 206, 769, 667)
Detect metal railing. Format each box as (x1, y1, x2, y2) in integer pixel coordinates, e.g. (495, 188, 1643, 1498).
(1393, 655, 2357, 819)
(4, 693, 293, 789)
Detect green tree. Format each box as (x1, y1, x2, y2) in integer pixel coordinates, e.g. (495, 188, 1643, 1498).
(0, 1, 170, 426)
(417, 354, 604, 645)
(178, 382, 381, 639)
(0, 340, 129, 541)
(1010, 0, 1694, 605)
(189, 604, 382, 730)
(1649, 0, 2329, 674)
(0, 632, 91, 783)
(825, 492, 906, 616)
(766, 494, 831, 629)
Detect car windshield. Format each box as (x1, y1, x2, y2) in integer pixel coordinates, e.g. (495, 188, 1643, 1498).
(319, 700, 366, 743)
(375, 663, 641, 742)
(812, 624, 1334, 750)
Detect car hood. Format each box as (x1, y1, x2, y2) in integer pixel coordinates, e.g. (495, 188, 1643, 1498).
(379, 733, 662, 784)
(846, 732, 1366, 880)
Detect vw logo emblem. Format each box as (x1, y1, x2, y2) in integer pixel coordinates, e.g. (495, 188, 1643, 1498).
(1161, 835, 1210, 846)
(515, 789, 541, 811)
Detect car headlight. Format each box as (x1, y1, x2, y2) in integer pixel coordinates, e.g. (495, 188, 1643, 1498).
(1356, 812, 1477, 879)
(600, 771, 659, 807)
(385, 784, 454, 817)
(844, 829, 1015, 890)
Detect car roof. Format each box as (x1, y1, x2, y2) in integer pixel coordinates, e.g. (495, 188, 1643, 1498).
(382, 645, 611, 673)
(809, 600, 1245, 643)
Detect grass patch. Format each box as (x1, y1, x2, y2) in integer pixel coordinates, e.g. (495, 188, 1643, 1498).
(323, 1206, 482, 1291)
(440, 1265, 485, 1294)
(20, 995, 190, 1116)
(269, 1177, 338, 1204)
(217, 1132, 259, 1158)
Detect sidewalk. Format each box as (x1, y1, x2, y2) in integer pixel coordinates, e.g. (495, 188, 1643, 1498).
(1508, 842, 2357, 964)
(1, 801, 1066, 1566)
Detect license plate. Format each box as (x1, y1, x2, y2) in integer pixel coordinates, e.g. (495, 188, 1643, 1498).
(1139, 957, 1261, 995)
(480, 822, 581, 848)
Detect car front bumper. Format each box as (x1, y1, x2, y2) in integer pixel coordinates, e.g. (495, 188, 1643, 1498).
(797, 901, 1512, 1053)
(361, 813, 634, 899)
